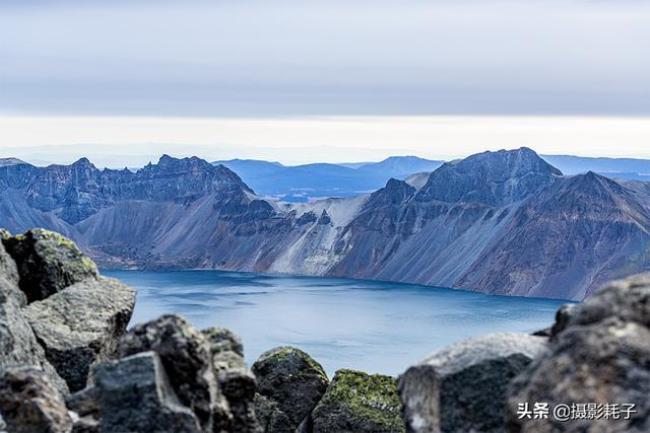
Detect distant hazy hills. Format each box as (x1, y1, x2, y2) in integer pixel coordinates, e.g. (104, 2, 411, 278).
(2, 148, 650, 301)
(212, 156, 444, 202)
(214, 154, 650, 202)
(541, 155, 650, 181)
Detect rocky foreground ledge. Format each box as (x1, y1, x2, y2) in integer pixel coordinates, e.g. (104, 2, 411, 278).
(0, 229, 648, 433)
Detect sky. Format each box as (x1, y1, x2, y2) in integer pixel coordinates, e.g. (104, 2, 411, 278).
(1, 0, 649, 165)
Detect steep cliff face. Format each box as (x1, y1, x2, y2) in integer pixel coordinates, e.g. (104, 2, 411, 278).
(457, 171, 650, 299)
(415, 147, 561, 206)
(1, 149, 649, 300)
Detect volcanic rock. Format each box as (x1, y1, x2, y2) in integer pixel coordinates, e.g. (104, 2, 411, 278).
(93, 351, 201, 433)
(24, 277, 135, 392)
(311, 369, 405, 433)
(0, 367, 72, 433)
(399, 333, 548, 433)
(2, 229, 98, 303)
(507, 274, 650, 433)
(252, 346, 329, 432)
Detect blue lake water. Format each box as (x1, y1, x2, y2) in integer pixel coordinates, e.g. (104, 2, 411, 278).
(104, 270, 567, 377)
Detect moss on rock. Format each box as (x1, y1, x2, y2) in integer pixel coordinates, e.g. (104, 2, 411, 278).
(0, 229, 11, 240)
(252, 346, 329, 432)
(2, 229, 98, 303)
(312, 369, 405, 433)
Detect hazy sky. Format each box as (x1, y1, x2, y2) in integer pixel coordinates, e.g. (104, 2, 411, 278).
(1, 0, 649, 164)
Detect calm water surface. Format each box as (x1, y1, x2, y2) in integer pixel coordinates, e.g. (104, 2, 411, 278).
(104, 270, 566, 376)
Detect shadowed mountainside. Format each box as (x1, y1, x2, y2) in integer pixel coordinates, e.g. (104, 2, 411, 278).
(1, 148, 649, 300)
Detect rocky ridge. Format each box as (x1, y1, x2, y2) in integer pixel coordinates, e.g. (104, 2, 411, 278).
(2, 149, 650, 300)
(1, 229, 648, 432)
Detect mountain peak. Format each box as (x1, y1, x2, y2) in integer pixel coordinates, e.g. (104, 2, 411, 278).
(461, 147, 562, 176)
(0, 158, 29, 167)
(154, 154, 215, 172)
(416, 148, 562, 206)
(367, 178, 416, 206)
(158, 154, 174, 163)
(71, 157, 95, 168)
(563, 170, 625, 198)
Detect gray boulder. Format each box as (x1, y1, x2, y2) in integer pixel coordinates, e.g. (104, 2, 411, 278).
(0, 278, 68, 396)
(24, 277, 135, 392)
(549, 303, 577, 339)
(66, 386, 100, 420)
(2, 229, 98, 303)
(253, 394, 293, 433)
(203, 327, 261, 433)
(71, 416, 99, 433)
(507, 274, 650, 433)
(203, 327, 247, 374)
(0, 230, 19, 291)
(252, 346, 329, 432)
(399, 333, 548, 433)
(311, 369, 405, 433)
(117, 315, 227, 431)
(0, 367, 73, 433)
(219, 369, 260, 433)
(93, 351, 201, 433)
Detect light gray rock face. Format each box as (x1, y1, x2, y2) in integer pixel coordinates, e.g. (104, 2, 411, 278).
(0, 278, 69, 396)
(252, 346, 329, 433)
(203, 327, 261, 433)
(0, 367, 73, 433)
(311, 369, 405, 433)
(24, 277, 135, 392)
(2, 229, 99, 303)
(399, 333, 548, 433)
(507, 274, 650, 433)
(117, 315, 227, 432)
(71, 416, 99, 433)
(0, 231, 19, 291)
(204, 327, 246, 376)
(93, 351, 201, 433)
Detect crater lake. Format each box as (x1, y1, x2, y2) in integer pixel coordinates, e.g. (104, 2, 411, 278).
(104, 270, 566, 376)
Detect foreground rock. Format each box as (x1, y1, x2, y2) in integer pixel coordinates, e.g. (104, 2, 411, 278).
(399, 333, 548, 433)
(0, 367, 72, 433)
(204, 327, 245, 371)
(2, 229, 99, 303)
(0, 230, 19, 291)
(117, 315, 230, 432)
(0, 278, 69, 396)
(94, 351, 201, 433)
(203, 327, 261, 433)
(507, 274, 650, 433)
(312, 369, 404, 433)
(24, 277, 135, 392)
(252, 347, 329, 433)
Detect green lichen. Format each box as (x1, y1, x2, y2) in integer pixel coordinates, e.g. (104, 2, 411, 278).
(262, 346, 328, 381)
(4, 229, 99, 302)
(319, 369, 405, 432)
(0, 228, 11, 240)
(34, 229, 79, 250)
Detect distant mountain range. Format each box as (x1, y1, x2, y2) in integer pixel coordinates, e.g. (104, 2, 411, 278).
(212, 156, 444, 202)
(2, 148, 649, 301)
(214, 154, 650, 202)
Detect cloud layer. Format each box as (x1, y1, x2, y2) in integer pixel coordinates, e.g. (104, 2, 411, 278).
(2, 0, 649, 116)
